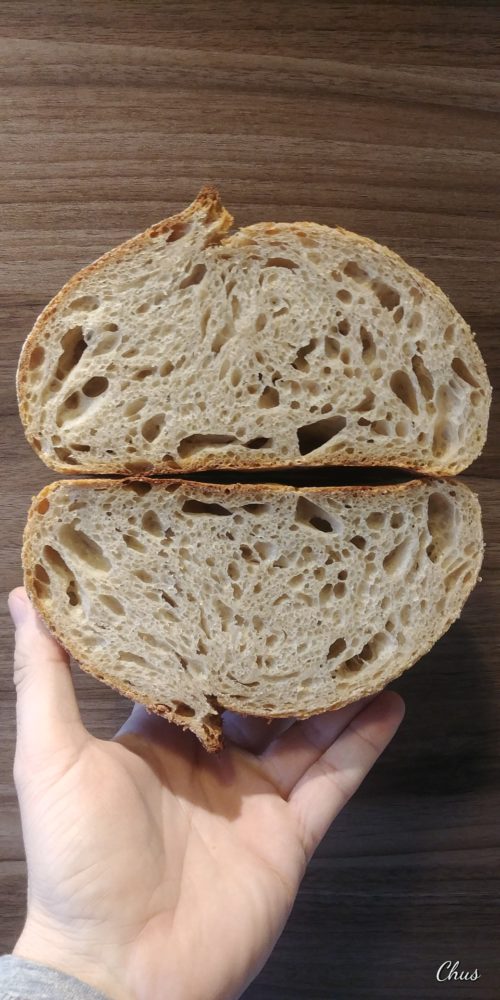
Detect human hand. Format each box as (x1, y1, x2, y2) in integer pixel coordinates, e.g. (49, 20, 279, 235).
(8, 587, 404, 1000)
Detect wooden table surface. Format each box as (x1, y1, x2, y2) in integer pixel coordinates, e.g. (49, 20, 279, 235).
(0, 2, 498, 997)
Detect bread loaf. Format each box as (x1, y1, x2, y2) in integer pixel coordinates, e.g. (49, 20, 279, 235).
(23, 477, 482, 750)
(18, 188, 490, 477)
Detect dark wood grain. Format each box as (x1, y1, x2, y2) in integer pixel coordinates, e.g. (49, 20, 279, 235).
(0, 2, 499, 997)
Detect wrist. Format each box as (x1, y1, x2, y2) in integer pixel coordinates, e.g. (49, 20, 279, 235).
(14, 918, 133, 1000)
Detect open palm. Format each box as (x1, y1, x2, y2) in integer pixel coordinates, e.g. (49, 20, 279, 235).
(9, 587, 404, 1000)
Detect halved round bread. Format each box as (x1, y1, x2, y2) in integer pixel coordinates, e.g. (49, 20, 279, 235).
(18, 188, 490, 477)
(23, 477, 483, 750)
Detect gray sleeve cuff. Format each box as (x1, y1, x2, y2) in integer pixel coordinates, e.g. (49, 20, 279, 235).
(0, 955, 112, 1000)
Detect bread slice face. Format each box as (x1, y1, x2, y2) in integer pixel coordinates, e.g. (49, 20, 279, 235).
(18, 188, 490, 477)
(23, 477, 482, 750)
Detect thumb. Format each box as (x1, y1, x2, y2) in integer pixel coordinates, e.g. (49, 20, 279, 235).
(9, 587, 86, 771)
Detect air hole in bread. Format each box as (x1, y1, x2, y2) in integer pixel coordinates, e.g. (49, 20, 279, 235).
(124, 398, 148, 417)
(444, 325, 455, 345)
(100, 594, 125, 615)
(163, 220, 191, 243)
(390, 513, 404, 529)
(55, 326, 87, 381)
(245, 436, 272, 449)
(59, 524, 111, 572)
(211, 323, 233, 354)
(451, 356, 480, 388)
(29, 345, 45, 370)
(432, 418, 457, 458)
(141, 413, 165, 442)
(327, 637, 346, 660)
(123, 481, 153, 496)
(94, 332, 120, 356)
(297, 414, 347, 455)
(54, 448, 79, 465)
(411, 354, 434, 401)
(242, 503, 271, 516)
(393, 306, 404, 323)
(426, 491, 455, 563)
(324, 336, 340, 358)
(382, 538, 413, 578)
(134, 366, 156, 380)
(142, 510, 163, 536)
(37, 498, 50, 514)
(390, 371, 419, 415)
(257, 385, 280, 409)
(371, 281, 400, 311)
(350, 535, 366, 550)
(123, 533, 146, 553)
(292, 338, 317, 373)
(118, 651, 147, 667)
(67, 295, 99, 312)
(359, 326, 376, 363)
(295, 496, 341, 534)
(179, 263, 207, 289)
(254, 541, 276, 560)
(182, 498, 233, 517)
(319, 583, 334, 605)
(336, 288, 352, 304)
(178, 433, 237, 459)
(82, 376, 109, 398)
(265, 257, 298, 270)
(343, 261, 369, 282)
(353, 389, 375, 413)
(337, 318, 350, 336)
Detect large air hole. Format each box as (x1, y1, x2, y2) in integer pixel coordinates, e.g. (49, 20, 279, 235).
(359, 326, 376, 363)
(182, 499, 233, 516)
(390, 370, 419, 415)
(29, 345, 45, 370)
(264, 257, 298, 270)
(327, 637, 346, 659)
(67, 294, 99, 312)
(55, 326, 88, 381)
(124, 398, 147, 417)
(297, 415, 346, 455)
(242, 503, 271, 515)
(141, 413, 165, 443)
(142, 510, 163, 536)
(292, 338, 317, 372)
(432, 418, 457, 459)
(343, 261, 369, 282)
(58, 524, 111, 572)
(178, 433, 238, 459)
(426, 491, 456, 563)
(382, 537, 413, 578)
(100, 594, 125, 615)
(325, 336, 340, 359)
(123, 534, 146, 552)
(295, 496, 342, 534)
(41, 546, 80, 606)
(411, 354, 434, 401)
(211, 324, 233, 354)
(245, 436, 272, 449)
(372, 281, 400, 310)
(451, 357, 480, 388)
(179, 263, 207, 289)
(82, 376, 109, 398)
(258, 386, 280, 408)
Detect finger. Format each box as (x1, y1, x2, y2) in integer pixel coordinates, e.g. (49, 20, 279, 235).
(257, 696, 376, 796)
(222, 711, 295, 754)
(8, 587, 86, 764)
(289, 691, 405, 859)
(114, 703, 198, 753)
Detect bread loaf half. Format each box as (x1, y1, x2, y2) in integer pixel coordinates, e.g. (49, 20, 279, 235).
(18, 188, 490, 477)
(23, 477, 482, 750)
